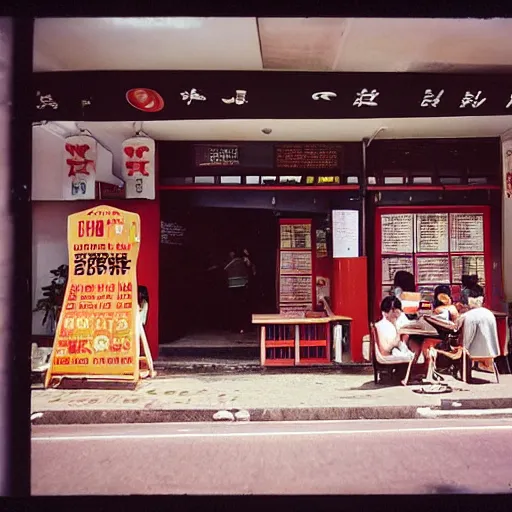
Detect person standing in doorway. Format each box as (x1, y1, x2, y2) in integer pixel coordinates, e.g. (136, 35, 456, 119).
(224, 250, 250, 334)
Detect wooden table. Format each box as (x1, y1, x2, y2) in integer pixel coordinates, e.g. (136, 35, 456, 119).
(252, 313, 352, 366)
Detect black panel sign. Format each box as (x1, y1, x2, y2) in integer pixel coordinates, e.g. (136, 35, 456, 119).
(195, 145, 240, 167)
(33, 71, 512, 121)
(275, 144, 341, 169)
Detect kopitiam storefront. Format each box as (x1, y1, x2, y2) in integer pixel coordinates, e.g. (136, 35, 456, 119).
(30, 69, 512, 370)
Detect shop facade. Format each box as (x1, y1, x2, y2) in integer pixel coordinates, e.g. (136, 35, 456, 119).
(30, 70, 512, 365)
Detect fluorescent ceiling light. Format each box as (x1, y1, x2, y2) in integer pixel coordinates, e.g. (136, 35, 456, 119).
(109, 17, 205, 29)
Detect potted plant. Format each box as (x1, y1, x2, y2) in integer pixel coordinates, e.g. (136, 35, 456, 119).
(33, 264, 69, 335)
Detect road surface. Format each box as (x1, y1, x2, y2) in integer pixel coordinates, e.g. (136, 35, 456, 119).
(32, 418, 512, 495)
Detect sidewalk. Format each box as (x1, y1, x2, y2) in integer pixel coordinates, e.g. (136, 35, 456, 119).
(31, 369, 512, 425)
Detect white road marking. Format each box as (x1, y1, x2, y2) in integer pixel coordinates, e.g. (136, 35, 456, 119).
(32, 424, 512, 442)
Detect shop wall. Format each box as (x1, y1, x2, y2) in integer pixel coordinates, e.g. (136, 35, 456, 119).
(502, 134, 512, 303)
(32, 199, 160, 358)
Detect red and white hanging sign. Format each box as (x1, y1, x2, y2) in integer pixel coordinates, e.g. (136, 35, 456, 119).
(121, 136, 156, 200)
(63, 135, 97, 200)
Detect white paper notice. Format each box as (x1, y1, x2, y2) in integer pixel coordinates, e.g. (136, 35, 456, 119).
(332, 210, 359, 258)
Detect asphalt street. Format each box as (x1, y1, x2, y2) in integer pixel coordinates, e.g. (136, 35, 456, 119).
(32, 418, 512, 495)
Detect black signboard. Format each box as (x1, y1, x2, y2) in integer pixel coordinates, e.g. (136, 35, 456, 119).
(33, 71, 512, 122)
(275, 144, 341, 169)
(195, 145, 240, 167)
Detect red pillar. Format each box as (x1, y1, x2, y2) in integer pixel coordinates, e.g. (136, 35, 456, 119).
(332, 257, 369, 363)
(103, 199, 160, 360)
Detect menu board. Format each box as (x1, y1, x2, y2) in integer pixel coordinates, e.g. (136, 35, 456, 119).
(316, 229, 328, 258)
(160, 221, 186, 246)
(381, 256, 414, 285)
(450, 213, 484, 252)
(195, 145, 240, 167)
(275, 144, 341, 169)
(280, 251, 312, 275)
(415, 213, 448, 253)
(279, 275, 313, 303)
(381, 214, 414, 254)
(280, 223, 312, 249)
(46, 206, 140, 384)
(416, 256, 450, 284)
(451, 255, 485, 284)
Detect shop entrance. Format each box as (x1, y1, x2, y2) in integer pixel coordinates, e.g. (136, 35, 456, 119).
(159, 205, 278, 359)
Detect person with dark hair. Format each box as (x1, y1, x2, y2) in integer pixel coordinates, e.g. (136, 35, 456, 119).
(460, 275, 480, 305)
(375, 296, 414, 358)
(393, 271, 415, 300)
(456, 285, 499, 360)
(433, 285, 460, 321)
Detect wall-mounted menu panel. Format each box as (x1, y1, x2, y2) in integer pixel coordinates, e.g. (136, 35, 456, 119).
(280, 251, 313, 275)
(450, 213, 484, 252)
(160, 221, 186, 246)
(416, 256, 450, 284)
(415, 213, 448, 253)
(451, 255, 486, 284)
(381, 214, 414, 254)
(279, 275, 313, 303)
(376, 207, 490, 314)
(280, 223, 312, 249)
(278, 219, 314, 312)
(381, 256, 414, 285)
(316, 229, 328, 258)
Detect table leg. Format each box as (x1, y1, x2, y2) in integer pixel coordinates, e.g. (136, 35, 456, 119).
(402, 349, 420, 386)
(426, 348, 436, 382)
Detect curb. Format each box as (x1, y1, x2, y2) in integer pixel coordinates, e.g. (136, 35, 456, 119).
(31, 405, 421, 425)
(31, 396, 512, 425)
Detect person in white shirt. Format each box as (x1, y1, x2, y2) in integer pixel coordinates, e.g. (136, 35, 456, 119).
(456, 285, 499, 359)
(375, 296, 414, 358)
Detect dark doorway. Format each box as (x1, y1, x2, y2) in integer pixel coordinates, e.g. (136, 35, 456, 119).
(160, 205, 278, 343)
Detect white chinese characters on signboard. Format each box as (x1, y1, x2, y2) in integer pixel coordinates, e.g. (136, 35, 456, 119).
(421, 89, 444, 108)
(63, 135, 97, 200)
(460, 90, 486, 109)
(121, 136, 156, 200)
(222, 90, 248, 105)
(353, 89, 379, 107)
(180, 88, 206, 105)
(36, 91, 59, 110)
(312, 91, 337, 101)
(507, 95, 512, 109)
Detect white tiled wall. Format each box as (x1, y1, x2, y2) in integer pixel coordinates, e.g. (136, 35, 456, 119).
(31, 202, 82, 335)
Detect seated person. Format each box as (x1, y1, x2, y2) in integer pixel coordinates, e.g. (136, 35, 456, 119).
(392, 270, 415, 301)
(433, 285, 460, 322)
(460, 274, 480, 306)
(456, 285, 499, 359)
(375, 296, 414, 359)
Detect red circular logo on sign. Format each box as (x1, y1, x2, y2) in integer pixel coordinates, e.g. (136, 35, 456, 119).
(126, 88, 164, 113)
